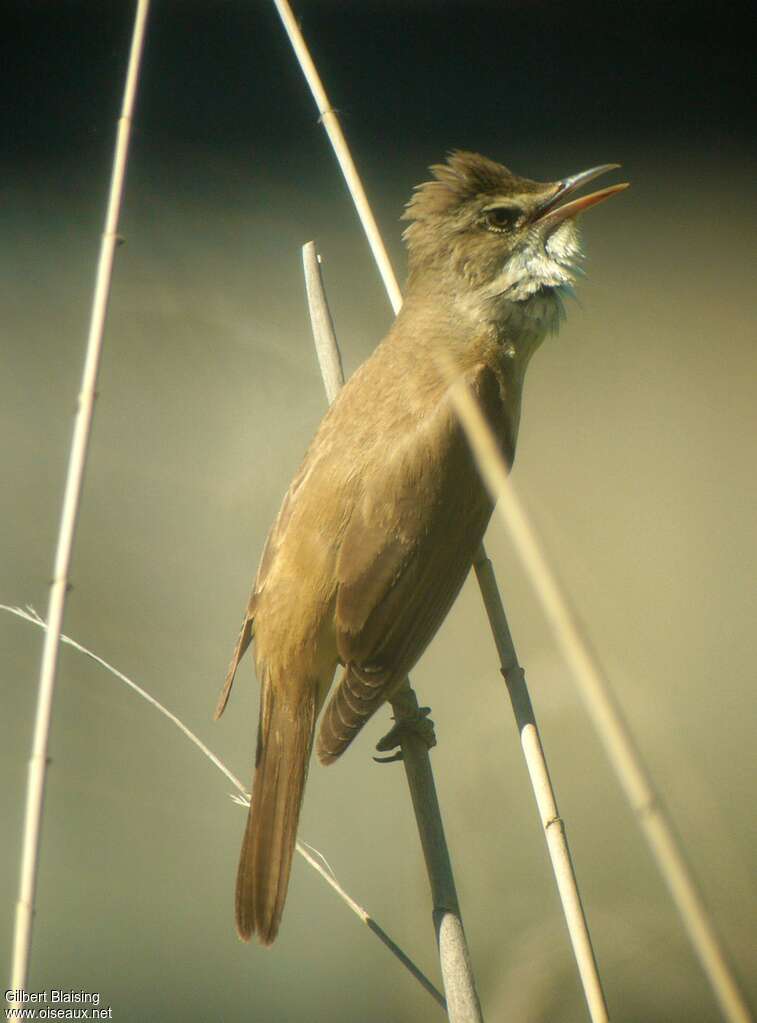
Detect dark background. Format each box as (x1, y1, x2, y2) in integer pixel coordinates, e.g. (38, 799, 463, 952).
(2, 2, 755, 1021)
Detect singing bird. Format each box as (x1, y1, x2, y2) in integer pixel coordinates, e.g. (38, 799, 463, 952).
(216, 151, 628, 944)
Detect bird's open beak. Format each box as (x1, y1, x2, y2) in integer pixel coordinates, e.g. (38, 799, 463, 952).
(532, 164, 629, 228)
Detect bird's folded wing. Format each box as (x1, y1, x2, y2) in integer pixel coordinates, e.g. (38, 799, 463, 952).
(318, 363, 507, 760)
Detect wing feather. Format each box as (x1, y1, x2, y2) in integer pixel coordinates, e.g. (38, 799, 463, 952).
(317, 363, 512, 762)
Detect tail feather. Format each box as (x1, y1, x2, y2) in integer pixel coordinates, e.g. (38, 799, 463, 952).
(236, 683, 315, 945)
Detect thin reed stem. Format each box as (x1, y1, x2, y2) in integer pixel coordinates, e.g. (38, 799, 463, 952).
(389, 680, 484, 1023)
(473, 548, 608, 1021)
(272, 0, 402, 315)
(11, 0, 151, 994)
(445, 369, 753, 1023)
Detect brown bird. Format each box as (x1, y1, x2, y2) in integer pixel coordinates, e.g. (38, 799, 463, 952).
(216, 151, 628, 944)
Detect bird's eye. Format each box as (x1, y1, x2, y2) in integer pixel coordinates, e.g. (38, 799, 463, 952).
(484, 207, 518, 231)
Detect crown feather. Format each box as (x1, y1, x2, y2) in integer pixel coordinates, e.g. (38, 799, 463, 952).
(402, 150, 517, 224)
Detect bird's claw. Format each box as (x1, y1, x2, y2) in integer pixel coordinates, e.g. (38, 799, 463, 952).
(373, 704, 436, 764)
(373, 750, 405, 764)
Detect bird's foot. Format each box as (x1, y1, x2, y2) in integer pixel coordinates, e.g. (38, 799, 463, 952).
(374, 704, 437, 763)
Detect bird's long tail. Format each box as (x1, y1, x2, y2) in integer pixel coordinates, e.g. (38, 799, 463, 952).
(235, 680, 316, 945)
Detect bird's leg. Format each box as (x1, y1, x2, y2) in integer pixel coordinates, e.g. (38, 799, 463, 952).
(374, 678, 437, 763)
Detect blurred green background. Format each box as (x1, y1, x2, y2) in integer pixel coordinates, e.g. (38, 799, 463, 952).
(2, 2, 755, 1020)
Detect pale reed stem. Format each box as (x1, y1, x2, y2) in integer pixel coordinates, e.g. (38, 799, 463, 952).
(446, 370, 753, 1023)
(273, 0, 402, 314)
(11, 0, 151, 993)
(473, 548, 608, 1022)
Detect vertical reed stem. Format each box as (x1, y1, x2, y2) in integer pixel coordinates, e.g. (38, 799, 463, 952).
(10, 0, 151, 992)
(274, 0, 402, 313)
(303, 241, 483, 1021)
(448, 371, 753, 1023)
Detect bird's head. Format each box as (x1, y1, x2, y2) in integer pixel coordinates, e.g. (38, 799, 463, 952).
(402, 151, 628, 319)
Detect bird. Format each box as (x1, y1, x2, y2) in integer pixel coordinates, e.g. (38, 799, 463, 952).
(215, 150, 628, 945)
